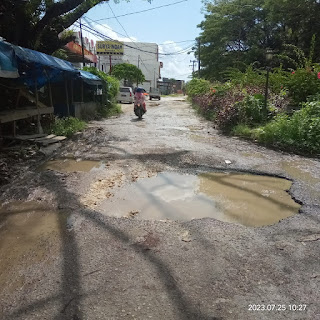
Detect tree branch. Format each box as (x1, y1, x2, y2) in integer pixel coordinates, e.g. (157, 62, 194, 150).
(32, 0, 109, 49)
(61, 0, 109, 29)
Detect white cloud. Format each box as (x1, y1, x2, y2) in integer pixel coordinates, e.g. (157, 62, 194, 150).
(72, 19, 136, 43)
(159, 41, 195, 81)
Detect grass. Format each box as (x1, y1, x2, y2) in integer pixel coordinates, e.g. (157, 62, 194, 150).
(162, 93, 184, 97)
(98, 103, 122, 118)
(51, 117, 87, 137)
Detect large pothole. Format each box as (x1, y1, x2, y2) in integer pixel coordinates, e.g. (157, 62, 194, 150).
(99, 172, 301, 226)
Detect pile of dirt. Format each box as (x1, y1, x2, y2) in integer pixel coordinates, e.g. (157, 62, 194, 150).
(0, 141, 44, 187)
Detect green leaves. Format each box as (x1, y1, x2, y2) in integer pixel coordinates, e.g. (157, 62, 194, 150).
(0, 0, 153, 54)
(51, 117, 87, 137)
(111, 63, 145, 85)
(198, 0, 320, 81)
(185, 78, 211, 97)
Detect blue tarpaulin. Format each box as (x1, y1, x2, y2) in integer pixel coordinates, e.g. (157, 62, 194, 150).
(78, 70, 102, 85)
(0, 40, 102, 89)
(0, 41, 19, 78)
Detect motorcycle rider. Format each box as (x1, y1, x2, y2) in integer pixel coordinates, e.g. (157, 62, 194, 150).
(134, 87, 147, 112)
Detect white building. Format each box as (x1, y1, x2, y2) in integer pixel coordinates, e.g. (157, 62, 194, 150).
(97, 42, 161, 91)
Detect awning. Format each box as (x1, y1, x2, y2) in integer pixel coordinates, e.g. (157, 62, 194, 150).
(0, 41, 19, 78)
(0, 40, 78, 88)
(65, 42, 98, 63)
(78, 70, 103, 85)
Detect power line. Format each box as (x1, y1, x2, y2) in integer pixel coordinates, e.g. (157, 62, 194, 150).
(83, 16, 128, 40)
(107, 3, 135, 42)
(107, 3, 151, 73)
(83, 16, 194, 47)
(93, 0, 188, 22)
(74, 21, 194, 56)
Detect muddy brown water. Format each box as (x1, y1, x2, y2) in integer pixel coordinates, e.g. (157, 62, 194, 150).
(99, 172, 300, 226)
(0, 202, 64, 293)
(40, 159, 103, 172)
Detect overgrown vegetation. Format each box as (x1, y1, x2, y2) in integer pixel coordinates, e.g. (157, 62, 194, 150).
(188, 0, 320, 155)
(51, 117, 87, 137)
(82, 66, 121, 118)
(187, 64, 320, 155)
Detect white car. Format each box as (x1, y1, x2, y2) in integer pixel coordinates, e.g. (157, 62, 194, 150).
(117, 87, 134, 103)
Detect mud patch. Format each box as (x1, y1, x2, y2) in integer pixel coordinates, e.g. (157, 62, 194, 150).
(81, 173, 125, 208)
(99, 172, 300, 226)
(199, 172, 300, 226)
(40, 159, 103, 172)
(241, 152, 266, 159)
(279, 160, 320, 185)
(190, 134, 216, 142)
(0, 201, 64, 293)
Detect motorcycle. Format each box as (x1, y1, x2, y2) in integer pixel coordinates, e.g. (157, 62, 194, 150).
(134, 102, 145, 119)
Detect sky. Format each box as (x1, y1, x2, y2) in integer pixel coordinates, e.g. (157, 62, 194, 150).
(74, 0, 205, 81)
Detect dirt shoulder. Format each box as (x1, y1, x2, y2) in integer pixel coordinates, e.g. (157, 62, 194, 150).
(0, 97, 319, 320)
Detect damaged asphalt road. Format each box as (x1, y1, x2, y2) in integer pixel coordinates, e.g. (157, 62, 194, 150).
(0, 96, 319, 320)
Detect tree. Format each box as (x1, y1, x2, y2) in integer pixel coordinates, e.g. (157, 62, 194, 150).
(83, 66, 120, 105)
(197, 0, 320, 81)
(111, 63, 145, 86)
(0, 0, 152, 54)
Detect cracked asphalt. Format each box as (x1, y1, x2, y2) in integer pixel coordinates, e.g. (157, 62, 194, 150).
(0, 96, 319, 320)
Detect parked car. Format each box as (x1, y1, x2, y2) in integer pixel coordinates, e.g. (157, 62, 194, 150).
(117, 87, 134, 103)
(149, 87, 161, 100)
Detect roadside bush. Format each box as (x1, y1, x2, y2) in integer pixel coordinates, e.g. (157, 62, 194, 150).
(256, 100, 320, 154)
(224, 65, 266, 88)
(104, 74, 120, 103)
(215, 103, 240, 132)
(231, 124, 253, 138)
(269, 90, 291, 114)
(285, 68, 320, 107)
(98, 104, 122, 118)
(269, 68, 289, 94)
(192, 84, 269, 132)
(82, 66, 120, 117)
(238, 94, 266, 125)
(51, 117, 87, 137)
(214, 86, 268, 132)
(186, 78, 211, 97)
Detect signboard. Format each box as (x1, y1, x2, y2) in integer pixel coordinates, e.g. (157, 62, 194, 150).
(65, 42, 97, 63)
(96, 41, 124, 55)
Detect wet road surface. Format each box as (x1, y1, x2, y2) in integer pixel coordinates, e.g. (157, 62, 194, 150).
(0, 96, 319, 320)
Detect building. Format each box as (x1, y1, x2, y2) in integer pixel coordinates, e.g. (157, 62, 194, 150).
(96, 41, 162, 92)
(158, 78, 185, 95)
(64, 32, 98, 68)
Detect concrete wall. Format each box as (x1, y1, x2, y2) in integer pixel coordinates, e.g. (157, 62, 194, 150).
(73, 101, 99, 119)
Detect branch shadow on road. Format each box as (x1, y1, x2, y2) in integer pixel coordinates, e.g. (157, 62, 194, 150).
(3, 139, 316, 320)
(4, 149, 223, 320)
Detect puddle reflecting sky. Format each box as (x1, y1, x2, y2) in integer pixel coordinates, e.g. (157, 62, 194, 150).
(100, 172, 300, 226)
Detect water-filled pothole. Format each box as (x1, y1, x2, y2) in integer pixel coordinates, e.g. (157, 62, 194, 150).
(40, 159, 103, 172)
(100, 172, 300, 226)
(0, 202, 65, 293)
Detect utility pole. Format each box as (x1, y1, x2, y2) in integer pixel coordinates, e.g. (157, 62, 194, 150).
(189, 60, 197, 74)
(137, 55, 140, 87)
(109, 55, 112, 74)
(198, 38, 201, 78)
(79, 18, 85, 67)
